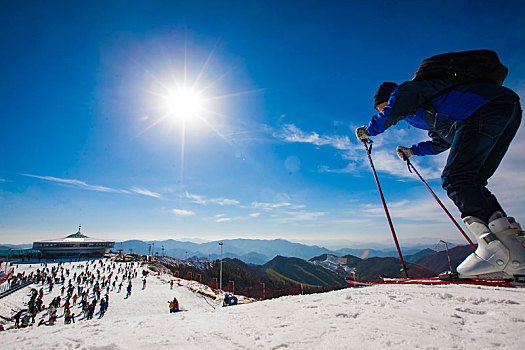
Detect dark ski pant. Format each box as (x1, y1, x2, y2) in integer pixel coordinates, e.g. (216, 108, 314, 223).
(442, 96, 522, 222)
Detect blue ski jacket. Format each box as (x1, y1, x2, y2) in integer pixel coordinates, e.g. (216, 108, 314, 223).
(367, 79, 519, 156)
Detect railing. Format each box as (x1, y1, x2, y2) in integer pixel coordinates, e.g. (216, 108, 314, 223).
(0, 280, 34, 299)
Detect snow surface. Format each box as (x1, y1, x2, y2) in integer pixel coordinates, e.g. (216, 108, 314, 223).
(1, 259, 525, 349)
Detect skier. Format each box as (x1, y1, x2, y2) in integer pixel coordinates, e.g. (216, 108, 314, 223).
(20, 314, 30, 328)
(170, 280, 174, 290)
(169, 297, 179, 313)
(99, 298, 106, 318)
(64, 308, 72, 324)
(126, 281, 132, 298)
(356, 52, 524, 279)
(13, 309, 24, 328)
(63, 298, 70, 311)
(86, 301, 95, 320)
(142, 278, 146, 289)
(82, 298, 89, 318)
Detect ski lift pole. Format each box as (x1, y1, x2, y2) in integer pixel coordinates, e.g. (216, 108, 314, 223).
(439, 240, 454, 271)
(362, 139, 409, 277)
(405, 159, 476, 250)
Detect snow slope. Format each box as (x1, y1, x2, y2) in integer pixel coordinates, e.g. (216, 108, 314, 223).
(1, 260, 524, 349)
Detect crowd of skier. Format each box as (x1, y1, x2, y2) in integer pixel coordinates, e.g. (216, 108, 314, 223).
(1, 258, 141, 330)
(0, 256, 241, 332)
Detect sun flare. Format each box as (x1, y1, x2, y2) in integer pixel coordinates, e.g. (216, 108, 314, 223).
(165, 89, 203, 120)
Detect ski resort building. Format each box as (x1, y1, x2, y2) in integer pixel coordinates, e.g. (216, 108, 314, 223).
(32, 226, 115, 258)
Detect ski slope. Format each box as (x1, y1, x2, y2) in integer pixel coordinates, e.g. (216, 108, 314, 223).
(1, 259, 524, 349)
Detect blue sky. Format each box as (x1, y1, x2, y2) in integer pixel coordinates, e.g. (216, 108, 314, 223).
(1, 1, 524, 248)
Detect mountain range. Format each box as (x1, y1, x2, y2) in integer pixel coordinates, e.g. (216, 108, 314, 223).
(151, 241, 474, 290)
(112, 238, 440, 264)
(2, 238, 462, 266)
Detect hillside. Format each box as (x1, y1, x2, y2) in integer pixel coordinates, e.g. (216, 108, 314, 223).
(414, 245, 475, 273)
(309, 253, 362, 267)
(355, 257, 437, 281)
(1, 259, 524, 349)
(263, 255, 346, 287)
(404, 248, 435, 263)
(157, 255, 345, 291)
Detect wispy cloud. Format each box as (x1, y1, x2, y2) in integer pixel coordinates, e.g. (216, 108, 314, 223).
(319, 163, 358, 174)
(212, 198, 240, 206)
(214, 214, 232, 222)
(185, 192, 240, 206)
(21, 174, 163, 199)
(216, 217, 231, 222)
(22, 174, 130, 194)
(275, 123, 353, 150)
(272, 210, 326, 224)
(130, 187, 163, 199)
(250, 212, 261, 218)
(251, 201, 305, 211)
(275, 123, 444, 180)
(360, 195, 460, 223)
(185, 192, 207, 205)
(172, 209, 195, 216)
(333, 218, 374, 224)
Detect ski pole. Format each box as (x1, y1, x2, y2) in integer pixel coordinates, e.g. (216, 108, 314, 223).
(362, 139, 409, 277)
(405, 159, 476, 250)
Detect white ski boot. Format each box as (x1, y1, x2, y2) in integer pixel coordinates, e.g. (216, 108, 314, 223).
(458, 212, 525, 279)
(487, 212, 525, 279)
(457, 215, 511, 278)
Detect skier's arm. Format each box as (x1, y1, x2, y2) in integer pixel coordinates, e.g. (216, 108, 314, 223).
(367, 81, 435, 136)
(411, 130, 451, 156)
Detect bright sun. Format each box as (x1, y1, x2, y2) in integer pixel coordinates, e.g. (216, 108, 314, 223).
(165, 89, 203, 120)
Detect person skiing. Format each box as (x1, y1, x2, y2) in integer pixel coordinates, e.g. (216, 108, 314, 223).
(86, 301, 95, 320)
(126, 281, 132, 298)
(64, 308, 72, 324)
(355, 56, 524, 279)
(99, 298, 106, 318)
(13, 309, 24, 328)
(82, 298, 89, 318)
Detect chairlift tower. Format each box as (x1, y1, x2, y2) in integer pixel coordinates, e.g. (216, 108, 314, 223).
(218, 241, 223, 290)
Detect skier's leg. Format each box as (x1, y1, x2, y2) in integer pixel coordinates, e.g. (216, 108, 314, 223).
(443, 97, 522, 277)
(441, 97, 519, 222)
(478, 100, 525, 277)
(475, 98, 522, 216)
